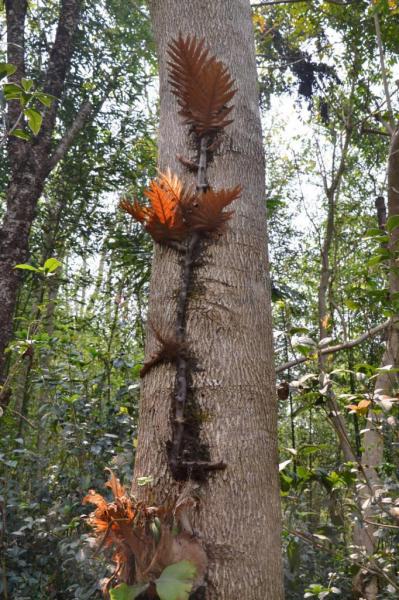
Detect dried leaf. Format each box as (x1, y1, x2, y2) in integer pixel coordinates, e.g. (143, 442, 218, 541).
(83, 490, 108, 510)
(140, 324, 186, 377)
(167, 34, 236, 136)
(183, 186, 240, 234)
(119, 198, 150, 223)
(105, 469, 127, 500)
(145, 177, 177, 224)
(346, 399, 371, 415)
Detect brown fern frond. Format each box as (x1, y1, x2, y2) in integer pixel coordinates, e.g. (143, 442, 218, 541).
(140, 324, 186, 378)
(167, 34, 236, 137)
(183, 186, 241, 234)
(105, 468, 127, 500)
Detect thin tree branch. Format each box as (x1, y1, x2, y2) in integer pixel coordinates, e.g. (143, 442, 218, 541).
(6, 407, 37, 429)
(37, 0, 82, 148)
(252, 0, 310, 6)
(252, 0, 355, 6)
(372, 7, 395, 132)
(286, 528, 399, 590)
(46, 99, 93, 171)
(360, 125, 391, 137)
(276, 319, 389, 373)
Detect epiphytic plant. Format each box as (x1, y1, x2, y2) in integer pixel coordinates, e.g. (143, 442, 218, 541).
(120, 33, 239, 480)
(85, 34, 239, 598)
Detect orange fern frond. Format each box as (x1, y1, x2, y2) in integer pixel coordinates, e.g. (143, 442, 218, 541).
(119, 198, 150, 223)
(145, 178, 177, 225)
(119, 173, 194, 243)
(105, 468, 127, 500)
(84, 474, 207, 590)
(184, 186, 240, 234)
(167, 34, 236, 137)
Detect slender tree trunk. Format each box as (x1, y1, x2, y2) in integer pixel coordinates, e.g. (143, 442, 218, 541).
(132, 1, 284, 598)
(317, 126, 357, 463)
(0, 0, 94, 389)
(353, 125, 399, 600)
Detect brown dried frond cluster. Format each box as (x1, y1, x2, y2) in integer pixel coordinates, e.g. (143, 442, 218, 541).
(83, 471, 207, 593)
(140, 324, 187, 378)
(120, 171, 240, 243)
(167, 34, 236, 137)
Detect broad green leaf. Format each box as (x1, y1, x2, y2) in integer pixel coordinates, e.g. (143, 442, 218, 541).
(386, 215, 399, 232)
(24, 108, 42, 135)
(43, 257, 62, 272)
(344, 299, 359, 311)
(11, 129, 31, 140)
(298, 444, 324, 457)
(3, 82, 22, 100)
(289, 326, 309, 335)
(20, 78, 33, 92)
(364, 227, 385, 237)
(155, 561, 197, 600)
(110, 583, 149, 600)
(36, 92, 54, 107)
(0, 62, 17, 79)
(14, 263, 38, 272)
(367, 253, 388, 267)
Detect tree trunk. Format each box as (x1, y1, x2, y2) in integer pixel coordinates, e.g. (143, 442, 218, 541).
(132, 1, 284, 598)
(0, 0, 91, 389)
(353, 125, 399, 600)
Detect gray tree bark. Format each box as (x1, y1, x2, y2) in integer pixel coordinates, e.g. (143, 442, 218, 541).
(352, 125, 399, 600)
(132, 2, 284, 599)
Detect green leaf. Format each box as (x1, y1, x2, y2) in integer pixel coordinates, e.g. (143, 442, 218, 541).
(24, 108, 42, 135)
(110, 583, 149, 600)
(3, 83, 22, 100)
(386, 215, 399, 232)
(298, 444, 325, 457)
(137, 475, 153, 486)
(367, 252, 389, 267)
(20, 78, 33, 92)
(344, 299, 359, 311)
(11, 129, 31, 141)
(43, 257, 62, 273)
(287, 539, 300, 573)
(289, 326, 309, 335)
(0, 62, 17, 79)
(14, 263, 39, 272)
(364, 227, 384, 237)
(36, 92, 54, 107)
(155, 561, 197, 600)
